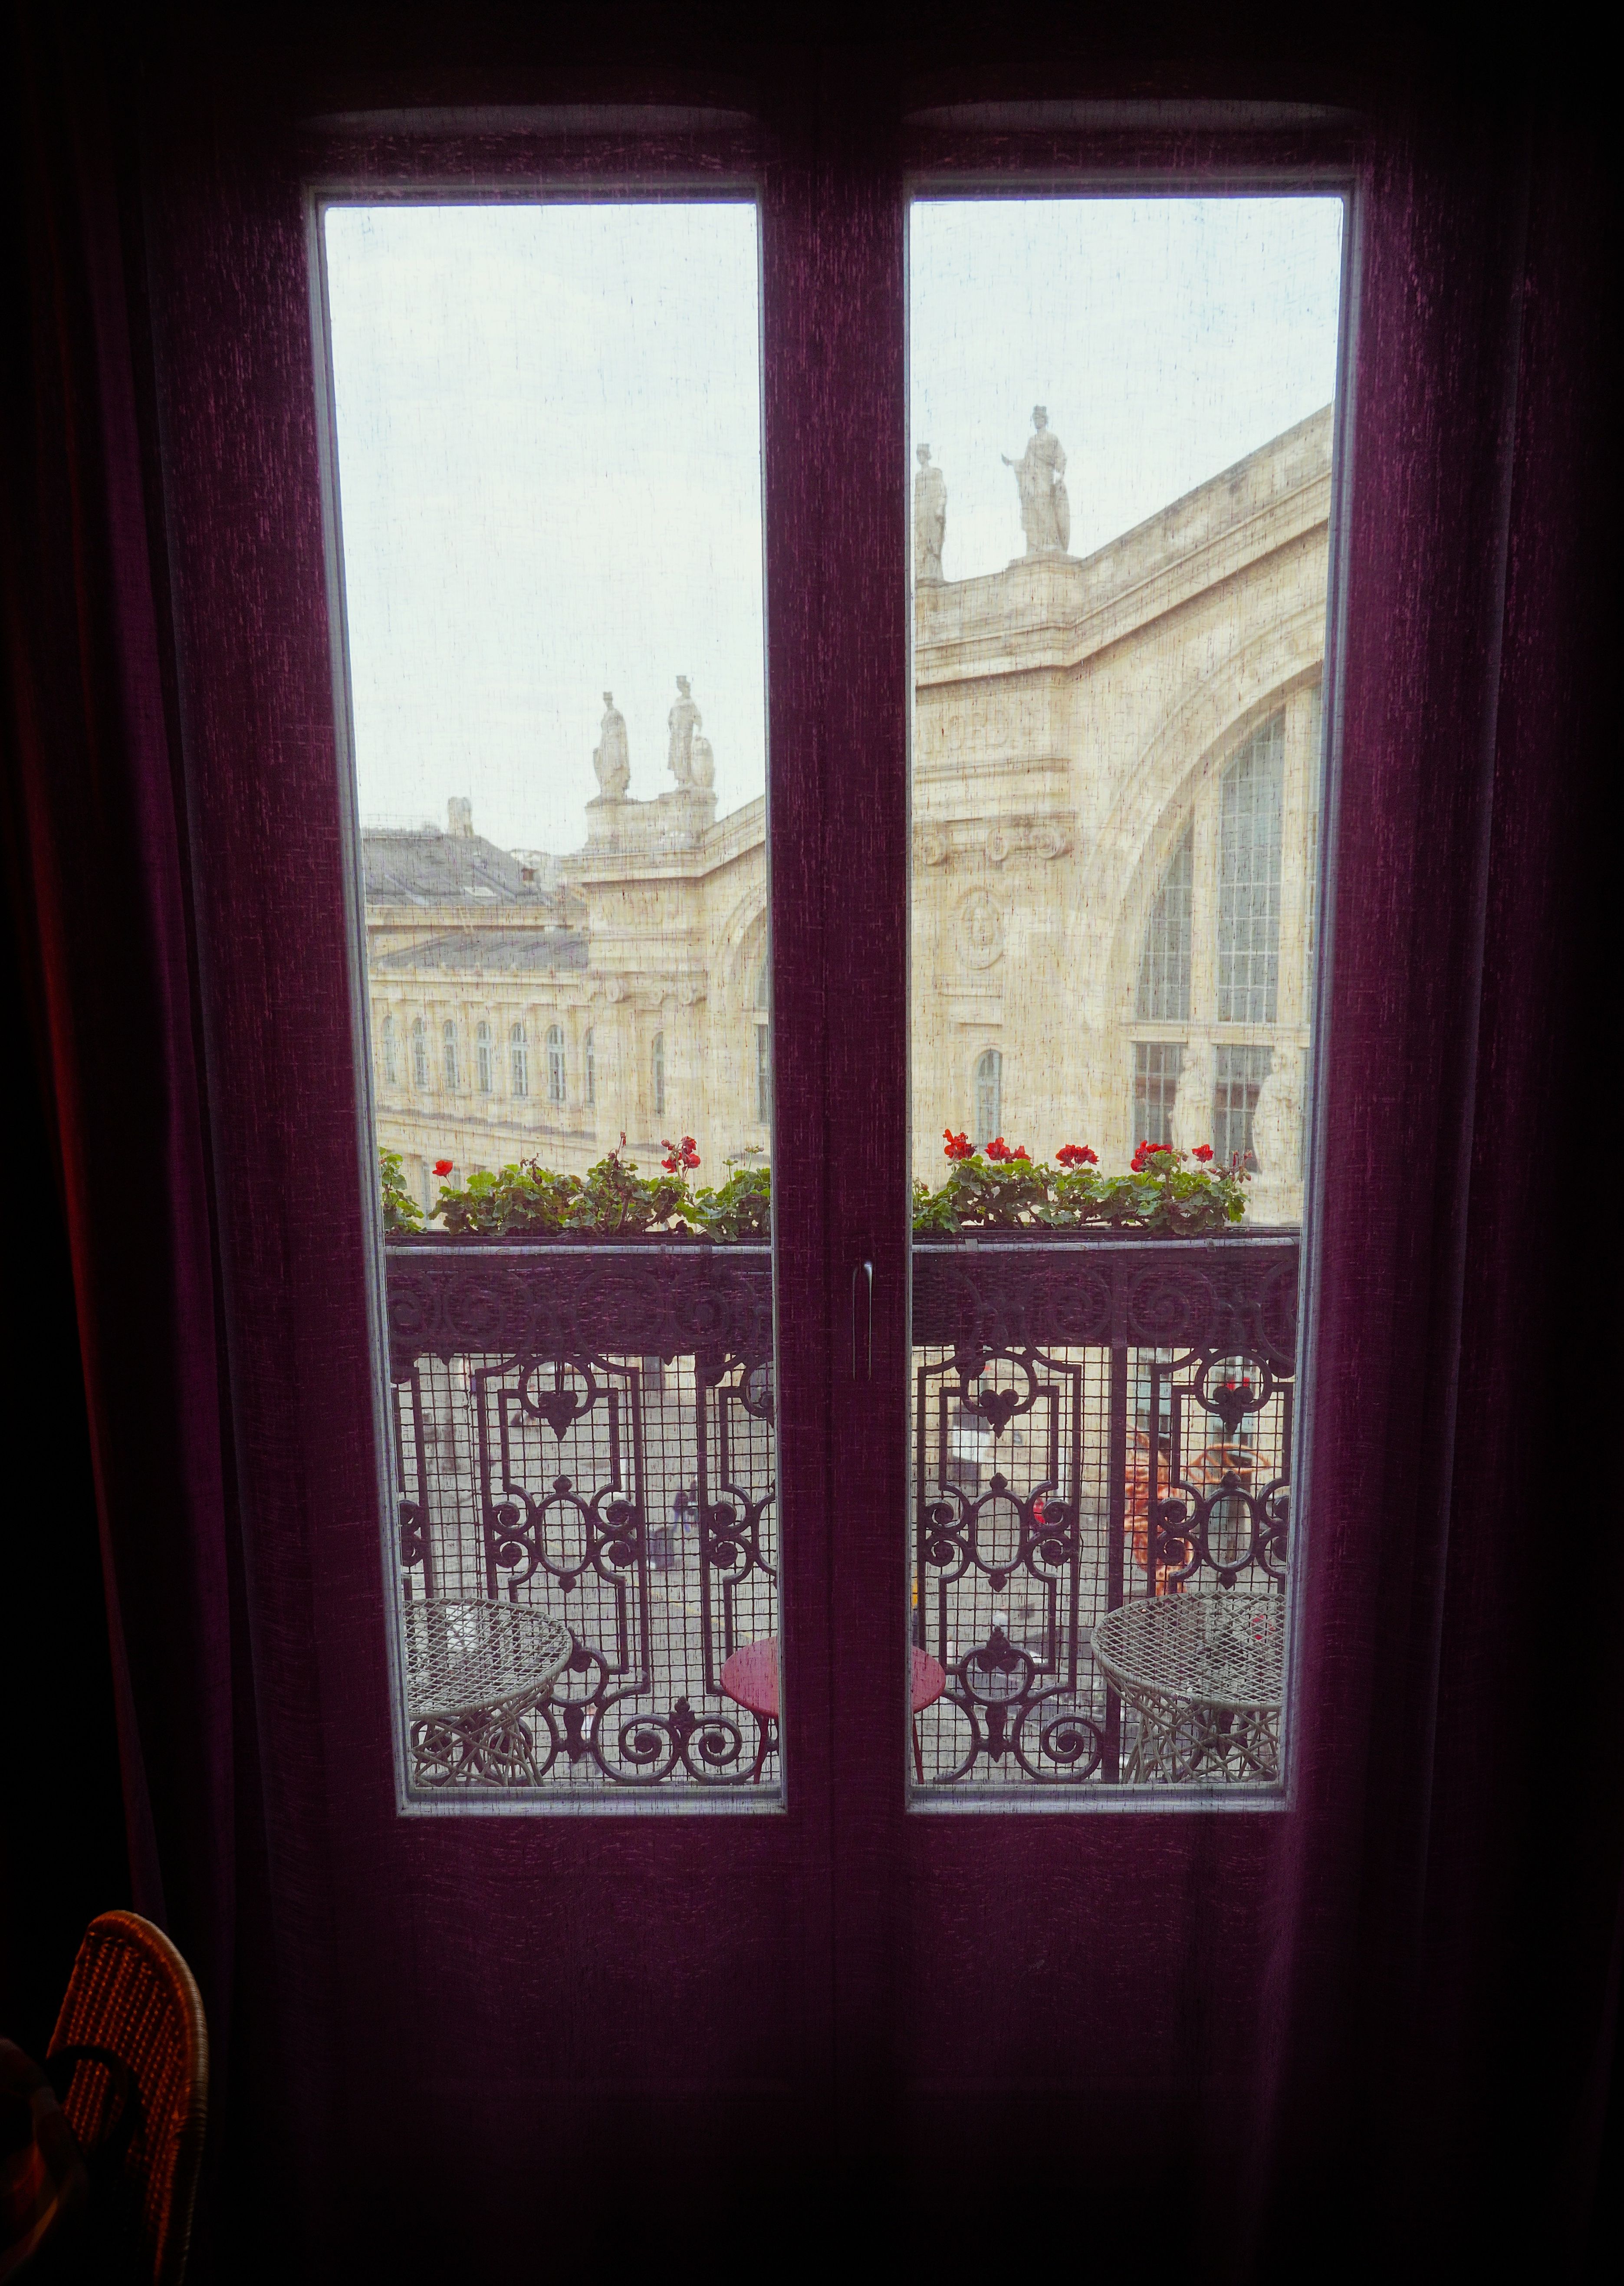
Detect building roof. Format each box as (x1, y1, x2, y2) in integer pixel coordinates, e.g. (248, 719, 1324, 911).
(370, 928, 589, 976)
(362, 827, 556, 908)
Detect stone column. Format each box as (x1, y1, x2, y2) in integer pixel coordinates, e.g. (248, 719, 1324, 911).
(1276, 684, 1318, 1032)
(1177, 786, 1221, 1156)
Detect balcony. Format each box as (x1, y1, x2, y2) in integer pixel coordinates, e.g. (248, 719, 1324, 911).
(385, 1229, 1298, 1802)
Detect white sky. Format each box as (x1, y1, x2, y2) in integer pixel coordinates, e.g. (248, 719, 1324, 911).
(324, 195, 1343, 854)
(911, 197, 1344, 572)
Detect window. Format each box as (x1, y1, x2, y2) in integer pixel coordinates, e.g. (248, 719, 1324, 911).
(753, 952, 770, 1125)
(1136, 824, 1193, 1021)
(1218, 716, 1285, 1024)
(973, 1048, 1001, 1147)
(908, 191, 1341, 1800)
(325, 195, 774, 1812)
(411, 1016, 428, 1090)
(319, 173, 1340, 1817)
(1132, 1041, 1183, 1148)
(1213, 1043, 1272, 1167)
(381, 1012, 397, 1086)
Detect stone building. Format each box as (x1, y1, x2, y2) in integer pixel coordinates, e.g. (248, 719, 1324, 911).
(367, 406, 1330, 1224)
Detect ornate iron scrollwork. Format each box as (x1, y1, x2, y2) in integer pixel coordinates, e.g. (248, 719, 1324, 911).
(387, 1234, 1297, 1796)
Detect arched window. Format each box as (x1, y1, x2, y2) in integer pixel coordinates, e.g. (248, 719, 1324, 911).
(584, 1028, 595, 1106)
(546, 1023, 565, 1104)
(1136, 823, 1193, 1020)
(973, 1048, 1001, 1147)
(753, 949, 771, 1123)
(381, 1012, 397, 1086)
(442, 1020, 458, 1090)
(510, 1023, 528, 1097)
(474, 1020, 492, 1094)
(411, 1016, 429, 1089)
(651, 1031, 665, 1117)
(1218, 715, 1284, 1023)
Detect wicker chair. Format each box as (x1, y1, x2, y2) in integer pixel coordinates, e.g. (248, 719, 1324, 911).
(47, 1912, 208, 2285)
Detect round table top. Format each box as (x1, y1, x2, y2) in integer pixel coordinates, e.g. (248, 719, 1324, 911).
(1091, 1590, 1283, 1712)
(403, 1598, 573, 1723)
(719, 1638, 947, 1720)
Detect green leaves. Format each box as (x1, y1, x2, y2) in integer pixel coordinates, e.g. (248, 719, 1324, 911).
(383, 1139, 1247, 1242)
(690, 1166, 772, 1240)
(410, 1148, 772, 1241)
(911, 1145, 1249, 1236)
(379, 1149, 423, 1233)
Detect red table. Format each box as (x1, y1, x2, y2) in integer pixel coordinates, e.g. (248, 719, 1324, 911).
(719, 1637, 948, 1780)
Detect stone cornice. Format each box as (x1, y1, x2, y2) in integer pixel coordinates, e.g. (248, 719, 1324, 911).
(916, 407, 1333, 686)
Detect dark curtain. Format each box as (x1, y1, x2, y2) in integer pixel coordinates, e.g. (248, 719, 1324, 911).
(1, 6, 1617, 2278)
(0, 4, 276, 2269)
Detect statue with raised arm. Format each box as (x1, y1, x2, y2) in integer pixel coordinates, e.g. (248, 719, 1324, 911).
(1003, 405, 1070, 556)
(914, 443, 947, 583)
(667, 676, 701, 788)
(592, 691, 631, 798)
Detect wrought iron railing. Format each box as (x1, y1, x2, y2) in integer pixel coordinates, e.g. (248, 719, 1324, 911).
(384, 1231, 1298, 1800)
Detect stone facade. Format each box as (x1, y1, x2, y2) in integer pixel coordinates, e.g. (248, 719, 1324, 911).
(368, 407, 1330, 1222)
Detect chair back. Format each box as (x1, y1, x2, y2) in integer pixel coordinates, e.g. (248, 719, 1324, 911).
(47, 1912, 208, 2285)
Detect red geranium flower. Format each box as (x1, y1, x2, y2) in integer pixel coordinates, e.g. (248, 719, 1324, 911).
(433, 1158, 454, 1178)
(1192, 1144, 1214, 1162)
(942, 1129, 974, 1161)
(985, 1136, 1029, 1162)
(1055, 1143, 1098, 1168)
(661, 1136, 700, 1173)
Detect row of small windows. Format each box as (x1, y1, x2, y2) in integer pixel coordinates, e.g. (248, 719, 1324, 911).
(1135, 713, 1289, 1026)
(381, 1015, 600, 1106)
(377, 949, 774, 1130)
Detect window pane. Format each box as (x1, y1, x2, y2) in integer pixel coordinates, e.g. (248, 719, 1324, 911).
(324, 202, 777, 1808)
(1217, 718, 1285, 1024)
(909, 195, 1343, 1800)
(1136, 824, 1193, 1021)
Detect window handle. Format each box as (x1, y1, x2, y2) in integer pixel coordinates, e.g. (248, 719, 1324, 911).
(851, 1259, 873, 1382)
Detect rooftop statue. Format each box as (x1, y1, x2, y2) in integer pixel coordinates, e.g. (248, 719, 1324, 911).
(1003, 405, 1070, 557)
(592, 691, 631, 798)
(667, 676, 702, 788)
(691, 731, 716, 792)
(914, 443, 947, 583)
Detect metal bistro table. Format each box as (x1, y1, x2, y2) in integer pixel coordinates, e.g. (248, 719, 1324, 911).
(1091, 1590, 1284, 1785)
(402, 1599, 574, 1788)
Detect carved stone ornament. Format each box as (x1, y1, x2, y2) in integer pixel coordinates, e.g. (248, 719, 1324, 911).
(918, 828, 948, 867)
(957, 889, 1005, 969)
